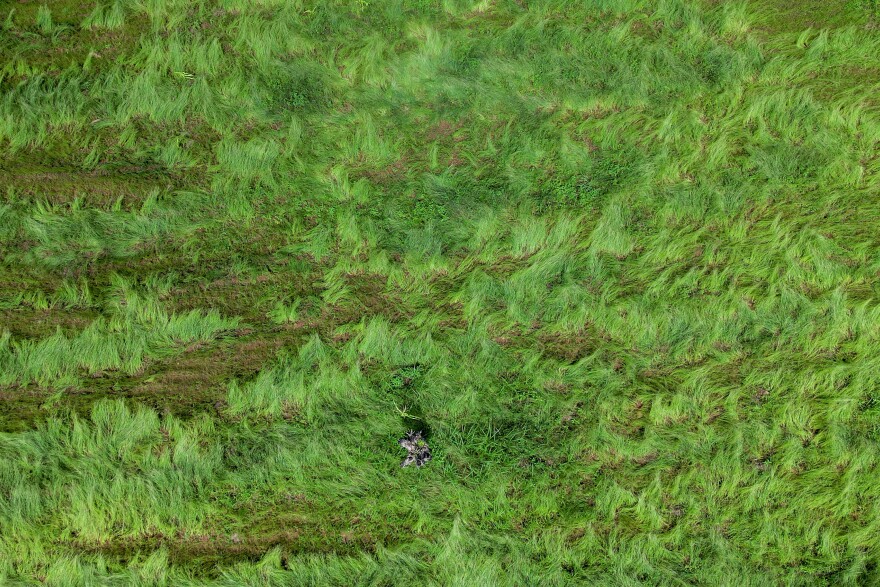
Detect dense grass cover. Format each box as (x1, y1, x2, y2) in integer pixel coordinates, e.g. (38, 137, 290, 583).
(1, 0, 879, 583)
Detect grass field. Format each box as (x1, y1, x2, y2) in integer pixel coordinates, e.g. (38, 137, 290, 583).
(1, 0, 880, 584)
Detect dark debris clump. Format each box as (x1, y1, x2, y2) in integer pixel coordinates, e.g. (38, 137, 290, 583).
(398, 430, 431, 467)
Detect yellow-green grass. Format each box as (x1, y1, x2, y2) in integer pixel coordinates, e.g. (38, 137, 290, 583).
(1, 0, 880, 583)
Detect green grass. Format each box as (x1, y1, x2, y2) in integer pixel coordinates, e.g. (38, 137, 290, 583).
(1, 0, 880, 583)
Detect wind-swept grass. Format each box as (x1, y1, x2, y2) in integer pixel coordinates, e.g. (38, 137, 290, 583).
(0, 283, 238, 388)
(1, 0, 880, 583)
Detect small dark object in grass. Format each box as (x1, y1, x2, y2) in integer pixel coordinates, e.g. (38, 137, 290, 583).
(398, 430, 431, 467)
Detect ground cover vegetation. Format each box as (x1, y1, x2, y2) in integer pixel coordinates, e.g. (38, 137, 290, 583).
(1, 0, 879, 583)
